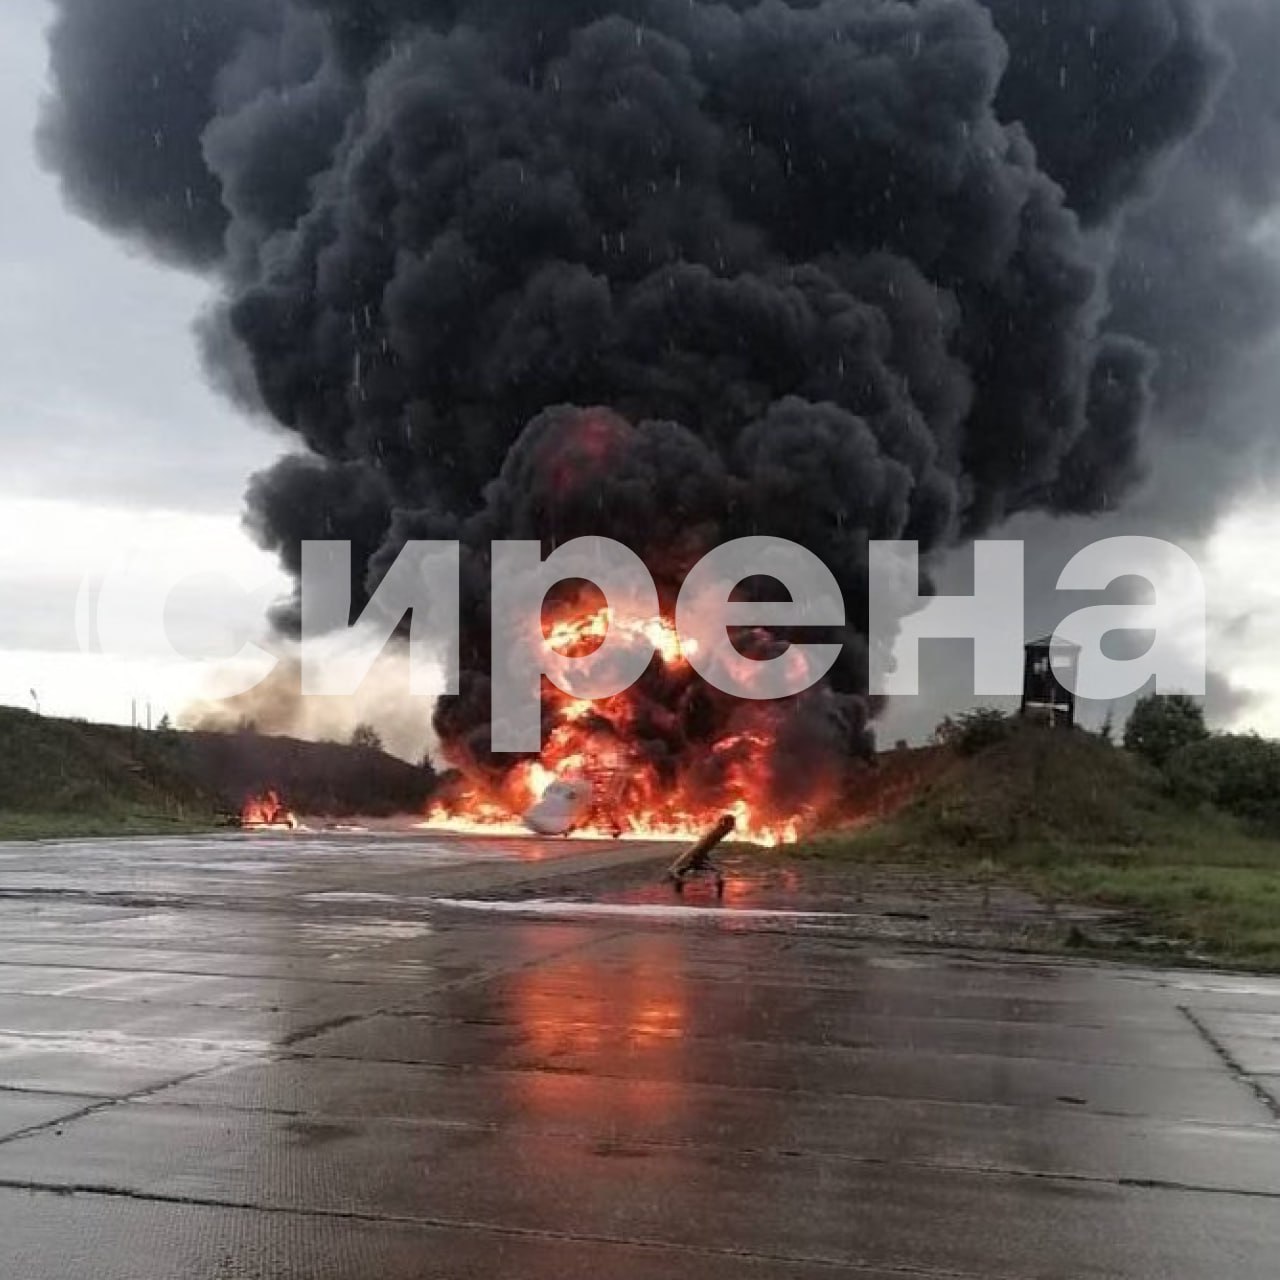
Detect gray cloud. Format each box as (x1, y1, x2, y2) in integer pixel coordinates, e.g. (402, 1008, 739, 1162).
(0, 0, 280, 516)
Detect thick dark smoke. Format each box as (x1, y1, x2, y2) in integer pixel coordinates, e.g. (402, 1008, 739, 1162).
(990, 0, 1280, 516)
(879, 0, 1280, 746)
(40, 0, 1277, 788)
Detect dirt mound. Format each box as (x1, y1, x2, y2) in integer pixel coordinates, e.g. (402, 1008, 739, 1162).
(875, 724, 1182, 856)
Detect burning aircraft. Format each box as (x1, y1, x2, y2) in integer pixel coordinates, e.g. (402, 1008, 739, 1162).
(427, 589, 821, 844)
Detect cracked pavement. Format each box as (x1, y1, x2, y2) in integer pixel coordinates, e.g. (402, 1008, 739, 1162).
(0, 832, 1278, 1277)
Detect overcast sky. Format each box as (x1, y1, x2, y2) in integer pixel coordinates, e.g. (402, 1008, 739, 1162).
(3, 0, 1280, 743)
(0, 0, 289, 726)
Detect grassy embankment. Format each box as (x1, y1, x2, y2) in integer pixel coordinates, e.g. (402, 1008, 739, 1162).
(801, 724, 1280, 969)
(0, 707, 436, 841)
(0, 708, 219, 840)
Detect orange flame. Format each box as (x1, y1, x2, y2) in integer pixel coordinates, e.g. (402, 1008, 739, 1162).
(241, 789, 299, 830)
(424, 600, 817, 847)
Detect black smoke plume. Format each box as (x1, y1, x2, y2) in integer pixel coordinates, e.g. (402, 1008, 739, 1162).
(41, 0, 1272, 807)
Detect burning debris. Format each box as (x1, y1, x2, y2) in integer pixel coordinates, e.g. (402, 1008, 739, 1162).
(240, 789, 299, 831)
(38, 0, 1262, 843)
(523, 777, 597, 839)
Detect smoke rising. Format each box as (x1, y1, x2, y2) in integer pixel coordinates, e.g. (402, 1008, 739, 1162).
(39, 1, 1280, 784)
(183, 648, 437, 762)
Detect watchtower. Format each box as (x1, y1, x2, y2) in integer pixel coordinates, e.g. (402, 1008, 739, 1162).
(1021, 635, 1079, 729)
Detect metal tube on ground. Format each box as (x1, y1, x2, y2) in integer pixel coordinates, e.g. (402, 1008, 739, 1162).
(666, 814, 736, 895)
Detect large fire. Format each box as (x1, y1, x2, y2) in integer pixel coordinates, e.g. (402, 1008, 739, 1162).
(423, 599, 824, 847)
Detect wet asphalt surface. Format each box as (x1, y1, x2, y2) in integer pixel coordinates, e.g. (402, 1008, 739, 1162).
(0, 833, 1279, 1278)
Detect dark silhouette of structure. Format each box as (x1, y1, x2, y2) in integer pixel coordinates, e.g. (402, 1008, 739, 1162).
(1021, 636, 1079, 729)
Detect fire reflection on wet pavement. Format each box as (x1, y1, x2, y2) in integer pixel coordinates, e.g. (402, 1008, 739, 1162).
(0, 831, 1278, 1278)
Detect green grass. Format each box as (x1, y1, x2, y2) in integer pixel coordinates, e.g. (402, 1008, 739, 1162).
(0, 708, 222, 841)
(0, 811, 221, 842)
(1041, 860, 1280, 968)
(802, 724, 1280, 970)
(0, 705, 437, 841)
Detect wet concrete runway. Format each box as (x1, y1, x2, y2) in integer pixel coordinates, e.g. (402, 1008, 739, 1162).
(0, 832, 1278, 1278)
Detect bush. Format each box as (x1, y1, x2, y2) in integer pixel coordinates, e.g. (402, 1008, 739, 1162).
(933, 708, 1016, 757)
(1166, 734, 1280, 831)
(1123, 694, 1209, 768)
(349, 723, 384, 752)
